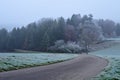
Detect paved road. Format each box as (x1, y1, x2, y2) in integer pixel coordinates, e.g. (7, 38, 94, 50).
(0, 54, 108, 80)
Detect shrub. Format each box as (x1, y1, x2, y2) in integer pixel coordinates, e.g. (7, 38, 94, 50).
(49, 40, 82, 53)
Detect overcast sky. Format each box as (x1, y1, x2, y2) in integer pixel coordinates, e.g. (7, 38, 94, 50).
(0, 0, 120, 29)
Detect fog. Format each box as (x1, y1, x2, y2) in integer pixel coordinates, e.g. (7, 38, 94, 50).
(0, 0, 120, 29)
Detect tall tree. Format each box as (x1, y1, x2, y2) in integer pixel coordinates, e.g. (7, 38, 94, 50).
(0, 28, 8, 51)
(116, 23, 120, 36)
(98, 19, 116, 37)
(80, 24, 101, 54)
(79, 14, 101, 54)
(8, 28, 18, 50)
(65, 25, 76, 42)
(54, 17, 66, 40)
(70, 14, 81, 27)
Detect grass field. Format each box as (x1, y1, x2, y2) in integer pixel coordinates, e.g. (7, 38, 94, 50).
(91, 41, 120, 80)
(0, 53, 78, 72)
(92, 57, 120, 80)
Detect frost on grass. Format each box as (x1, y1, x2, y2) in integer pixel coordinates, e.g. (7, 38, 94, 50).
(0, 53, 78, 72)
(91, 43, 120, 80)
(92, 57, 120, 80)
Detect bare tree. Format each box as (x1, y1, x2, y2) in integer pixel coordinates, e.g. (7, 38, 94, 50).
(98, 19, 116, 37)
(79, 23, 102, 54)
(65, 25, 77, 42)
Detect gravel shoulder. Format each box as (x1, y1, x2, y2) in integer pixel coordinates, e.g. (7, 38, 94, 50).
(0, 54, 108, 80)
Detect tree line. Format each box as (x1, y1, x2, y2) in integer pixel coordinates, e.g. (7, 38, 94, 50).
(0, 14, 120, 53)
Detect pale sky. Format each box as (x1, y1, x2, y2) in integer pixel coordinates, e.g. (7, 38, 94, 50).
(0, 0, 120, 29)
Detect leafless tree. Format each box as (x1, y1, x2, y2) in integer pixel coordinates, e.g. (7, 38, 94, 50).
(79, 23, 102, 54)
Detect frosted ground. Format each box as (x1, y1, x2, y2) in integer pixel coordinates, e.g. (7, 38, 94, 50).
(0, 53, 78, 72)
(91, 38, 120, 80)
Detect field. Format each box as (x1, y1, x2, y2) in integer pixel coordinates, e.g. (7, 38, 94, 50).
(0, 53, 78, 72)
(91, 41, 120, 80)
(93, 57, 120, 80)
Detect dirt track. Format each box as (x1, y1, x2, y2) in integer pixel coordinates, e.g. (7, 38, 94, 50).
(0, 54, 108, 80)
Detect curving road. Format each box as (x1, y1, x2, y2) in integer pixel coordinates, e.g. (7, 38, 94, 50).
(0, 54, 108, 80)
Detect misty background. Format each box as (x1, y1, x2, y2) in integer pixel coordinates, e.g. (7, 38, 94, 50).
(0, 0, 120, 30)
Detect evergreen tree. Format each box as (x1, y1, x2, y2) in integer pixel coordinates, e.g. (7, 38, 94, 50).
(116, 23, 120, 36)
(0, 28, 8, 51)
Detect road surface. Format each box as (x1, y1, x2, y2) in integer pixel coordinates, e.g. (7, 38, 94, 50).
(0, 54, 108, 80)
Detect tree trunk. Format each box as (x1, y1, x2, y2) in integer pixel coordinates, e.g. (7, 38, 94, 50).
(85, 44, 88, 54)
